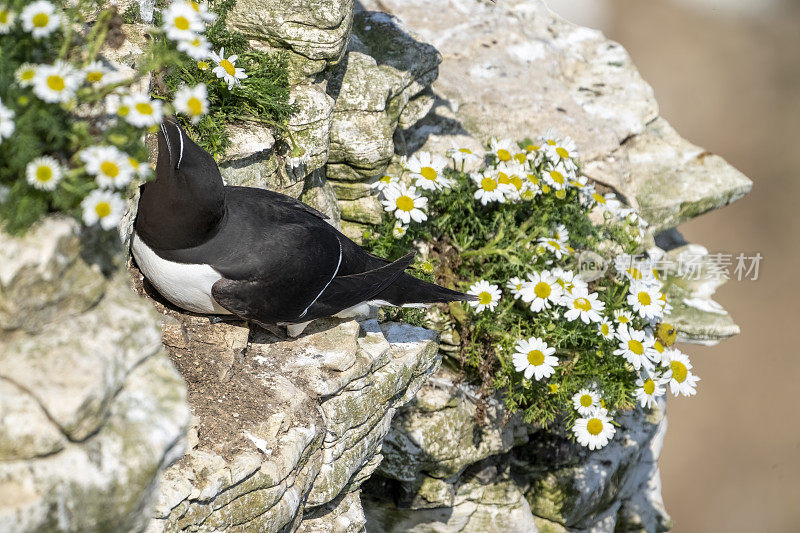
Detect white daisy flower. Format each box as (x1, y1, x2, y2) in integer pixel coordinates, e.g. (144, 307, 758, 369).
(20, 0, 61, 39)
(32, 61, 80, 103)
(79, 146, 134, 189)
(25, 155, 63, 190)
(118, 93, 163, 128)
(0, 98, 14, 141)
(544, 135, 578, 171)
(173, 83, 208, 124)
(613, 309, 634, 325)
(162, 1, 204, 42)
(0, 4, 15, 34)
(512, 337, 558, 381)
(447, 143, 481, 166)
(406, 151, 451, 191)
(371, 173, 396, 194)
(542, 163, 576, 191)
(551, 268, 587, 296)
(537, 236, 570, 259)
(81, 189, 126, 230)
(520, 270, 563, 312)
(381, 183, 427, 224)
(471, 171, 507, 205)
(177, 34, 212, 60)
(634, 374, 669, 409)
(15, 63, 38, 87)
(563, 287, 605, 324)
(505, 276, 526, 300)
(572, 388, 601, 416)
(83, 61, 112, 86)
(573, 408, 616, 450)
(627, 281, 664, 321)
(597, 318, 615, 340)
(188, 0, 217, 22)
(488, 137, 517, 164)
(210, 48, 247, 90)
(467, 280, 501, 313)
(662, 349, 700, 397)
(552, 224, 569, 244)
(496, 165, 526, 199)
(613, 324, 658, 371)
(127, 156, 152, 180)
(392, 221, 408, 239)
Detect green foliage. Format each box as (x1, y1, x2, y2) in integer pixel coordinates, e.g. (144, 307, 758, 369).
(364, 141, 668, 431)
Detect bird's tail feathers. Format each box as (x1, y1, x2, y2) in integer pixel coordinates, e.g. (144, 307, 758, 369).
(374, 272, 476, 307)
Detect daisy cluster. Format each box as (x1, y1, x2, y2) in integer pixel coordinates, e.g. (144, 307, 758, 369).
(0, 0, 294, 235)
(365, 131, 700, 451)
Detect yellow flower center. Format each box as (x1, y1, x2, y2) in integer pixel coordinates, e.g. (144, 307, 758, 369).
(580, 394, 593, 407)
(86, 71, 104, 83)
(556, 147, 570, 159)
(379, 175, 392, 183)
(190, 1, 200, 11)
(527, 349, 545, 366)
(395, 195, 414, 212)
(601, 324, 609, 336)
(548, 240, 561, 250)
(94, 201, 111, 218)
(32, 12, 49, 28)
(542, 184, 551, 194)
(549, 170, 564, 184)
(187, 96, 203, 116)
(458, 148, 472, 154)
(100, 161, 119, 178)
(197, 61, 210, 70)
(497, 172, 510, 184)
(534, 281, 551, 299)
(653, 341, 664, 354)
(510, 176, 523, 191)
(174, 16, 190, 30)
(547, 139, 556, 145)
(117, 105, 130, 117)
(480, 177, 497, 192)
(628, 340, 644, 356)
(555, 189, 567, 199)
(527, 173, 539, 185)
(47, 75, 65, 92)
(526, 144, 539, 152)
(128, 157, 140, 170)
(21, 69, 35, 81)
(220, 59, 236, 76)
(548, 383, 559, 393)
(627, 267, 642, 279)
(36, 166, 52, 182)
(135, 102, 153, 115)
(637, 291, 652, 306)
(496, 148, 511, 161)
(618, 314, 630, 324)
(593, 193, 605, 204)
(420, 166, 437, 181)
(643, 379, 656, 395)
(574, 297, 591, 312)
(478, 291, 493, 305)
(514, 153, 527, 164)
(0, 10, 9, 24)
(587, 418, 603, 436)
(670, 361, 688, 383)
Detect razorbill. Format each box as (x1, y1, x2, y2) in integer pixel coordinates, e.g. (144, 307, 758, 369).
(131, 121, 474, 336)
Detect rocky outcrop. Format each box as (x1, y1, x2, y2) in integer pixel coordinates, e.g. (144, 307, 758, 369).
(139, 298, 440, 531)
(358, 0, 751, 344)
(362, 371, 670, 532)
(0, 217, 189, 532)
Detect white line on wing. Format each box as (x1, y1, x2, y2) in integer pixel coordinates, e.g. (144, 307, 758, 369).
(299, 237, 343, 319)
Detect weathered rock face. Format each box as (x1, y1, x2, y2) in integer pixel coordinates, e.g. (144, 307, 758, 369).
(138, 290, 440, 531)
(0, 217, 189, 532)
(362, 369, 670, 533)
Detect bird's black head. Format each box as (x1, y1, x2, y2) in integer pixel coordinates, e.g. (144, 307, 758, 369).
(135, 120, 226, 250)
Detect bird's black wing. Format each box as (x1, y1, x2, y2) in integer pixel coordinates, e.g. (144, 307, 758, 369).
(212, 252, 415, 324)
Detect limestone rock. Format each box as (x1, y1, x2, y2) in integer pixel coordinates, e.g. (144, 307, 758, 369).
(339, 195, 385, 225)
(362, 369, 671, 533)
(228, 0, 353, 76)
(0, 218, 189, 532)
(0, 217, 105, 332)
(146, 312, 440, 531)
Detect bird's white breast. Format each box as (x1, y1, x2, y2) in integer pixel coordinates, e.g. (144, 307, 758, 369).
(131, 232, 232, 315)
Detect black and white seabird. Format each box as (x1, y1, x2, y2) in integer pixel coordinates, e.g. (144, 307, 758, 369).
(131, 121, 474, 336)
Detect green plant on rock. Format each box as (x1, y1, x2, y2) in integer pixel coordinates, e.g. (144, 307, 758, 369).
(0, 0, 294, 235)
(365, 133, 699, 450)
